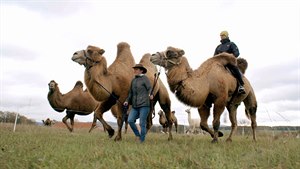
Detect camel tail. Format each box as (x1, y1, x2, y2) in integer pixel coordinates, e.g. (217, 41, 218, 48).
(245, 106, 257, 120)
(244, 89, 257, 120)
(237, 58, 248, 74)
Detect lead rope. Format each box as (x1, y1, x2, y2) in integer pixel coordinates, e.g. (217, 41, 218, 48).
(150, 63, 162, 119)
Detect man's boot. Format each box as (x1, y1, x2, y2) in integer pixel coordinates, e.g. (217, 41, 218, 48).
(238, 85, 246, 94)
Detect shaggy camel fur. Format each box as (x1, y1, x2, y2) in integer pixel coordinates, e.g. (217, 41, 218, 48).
(185, 108, 203, 134)
(42, 118, 53, 126)
(47, 80, 126, 132)
(72, 42, 174, 141)
(151, 47, 257, 143)
(158, 110, 178, 133)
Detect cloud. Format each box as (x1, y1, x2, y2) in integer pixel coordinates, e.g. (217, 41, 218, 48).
(2, 44, 38, 60)
(1, 0, 299, 126)
(249, 57, 300, 103)
(2, 0, 91, 18)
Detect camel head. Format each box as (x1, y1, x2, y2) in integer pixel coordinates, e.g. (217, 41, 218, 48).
(158, 110, 163, 116)
(48, 80, 58, 92)
(185, 108, 191, 113)
(72, 45, 105, 68)
(150, 47, 185, 70)
(42, 118, 52, 126)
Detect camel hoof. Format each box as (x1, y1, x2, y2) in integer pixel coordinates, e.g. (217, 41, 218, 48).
(88, 125, 97, 133)
(218, 131, 224, 137)
(114, 136, 122, 141)
(226, 138, 232, 142)
(108, 129, 115, 138)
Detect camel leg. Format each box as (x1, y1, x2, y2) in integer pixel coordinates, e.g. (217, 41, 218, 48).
(95, 102, 115, 138)
(211, 101, 226, 143)
(96, 112, 114, 138)
(226, 105, 238, 142)
(163, 126, 167, 133)
(243, 91, 257, 142)
(115, 113, 123, 141)
(63, 112, 73, 132)
(161, 103, 173, 140)
(115, 104, 127, 141)
(88, 113, 98, 133)
(192, 125, 196, 134)
(124, 120, 128, 134)
(198, 106, 214, 137)
(146, 110, 153, 132)
(247, 107, 257, 142)
(70, 115, 75, 132)
(115, 102, 131, 141)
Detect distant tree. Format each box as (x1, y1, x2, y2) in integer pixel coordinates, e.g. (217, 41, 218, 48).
(0, 111, 36, 124)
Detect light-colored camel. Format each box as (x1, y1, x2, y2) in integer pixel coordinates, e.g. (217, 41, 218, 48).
(42, 118, 53, 126)
(158, 110, 178, 133)
(150, 47, 257, 143)
(72, 42, 174, 141)
(47, 80, 125, 132)
(185, 108, 203, 134)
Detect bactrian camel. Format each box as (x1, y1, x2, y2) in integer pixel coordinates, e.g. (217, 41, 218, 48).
(47, 80, 125, 132)
(151, 47, 257, 143)
(71, 42, 173, 141)
(139, 53, 174, 139)
(158, 110, 178, 133)
(42, 118, 53, 126)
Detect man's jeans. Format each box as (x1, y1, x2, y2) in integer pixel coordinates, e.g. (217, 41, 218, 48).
(128, 106, 150, 142)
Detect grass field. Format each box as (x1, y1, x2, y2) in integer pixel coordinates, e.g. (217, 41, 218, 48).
(0, 123, 299, 169)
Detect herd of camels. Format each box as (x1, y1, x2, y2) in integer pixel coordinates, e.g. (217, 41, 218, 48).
(47, 42, 257, 143)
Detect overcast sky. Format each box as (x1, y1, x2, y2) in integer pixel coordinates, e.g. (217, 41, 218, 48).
(1, 0, 299, 126)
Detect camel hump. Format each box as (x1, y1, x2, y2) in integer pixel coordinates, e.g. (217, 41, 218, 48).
(237, 58, 248, 74)
(116, 42, 134, 61)
(140, 53, 156, 70)
(117, 42, 130, 50)
(213, 53, 237, 66)
(74, 81, 83, 88)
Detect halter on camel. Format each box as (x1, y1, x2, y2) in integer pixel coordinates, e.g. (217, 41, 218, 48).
(82, 49, 128, 123)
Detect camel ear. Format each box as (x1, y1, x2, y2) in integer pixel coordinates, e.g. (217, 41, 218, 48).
(98, 49, 105, 55)
(179, 50, 185, 56)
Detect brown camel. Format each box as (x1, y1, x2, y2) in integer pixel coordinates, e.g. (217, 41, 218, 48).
(42, 118, 53, 126)
(138, 53, 174, 140)
(72, 42, 174, 141)
(47, 80, 126, 132)
(150, 47, 257, 143)
(158, 110, 178, 133)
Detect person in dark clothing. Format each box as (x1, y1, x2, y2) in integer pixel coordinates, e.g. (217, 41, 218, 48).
(124, 64, 154, 143)
(214, 31, 246, 94)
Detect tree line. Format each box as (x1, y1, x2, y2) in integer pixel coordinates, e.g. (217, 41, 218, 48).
(0, 111, 36, 124)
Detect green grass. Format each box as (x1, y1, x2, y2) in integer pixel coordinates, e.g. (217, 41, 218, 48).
(0, 124, 299, 169)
